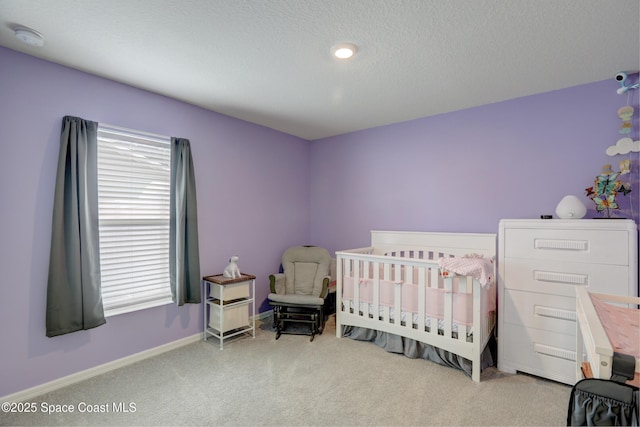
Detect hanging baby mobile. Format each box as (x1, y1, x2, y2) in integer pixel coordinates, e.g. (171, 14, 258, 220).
(585, 72, 640, 218)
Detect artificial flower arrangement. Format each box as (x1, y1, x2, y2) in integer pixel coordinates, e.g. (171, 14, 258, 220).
(585, 159, 632, 218)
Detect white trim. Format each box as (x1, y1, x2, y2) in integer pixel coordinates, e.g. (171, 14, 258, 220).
(1, 333, 201, 403)
(253, 309, 273, 321)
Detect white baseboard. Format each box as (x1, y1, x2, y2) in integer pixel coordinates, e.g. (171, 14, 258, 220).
(254, 309, 273, 321)
(2, 333, 202, 403)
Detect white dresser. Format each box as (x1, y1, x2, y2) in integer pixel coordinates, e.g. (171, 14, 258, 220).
(497, 219, 638, 385)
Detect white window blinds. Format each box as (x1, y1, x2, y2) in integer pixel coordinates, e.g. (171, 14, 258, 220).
(97, 125, 172, 316)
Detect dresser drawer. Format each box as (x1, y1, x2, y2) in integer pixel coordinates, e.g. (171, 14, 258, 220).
(503, 289, 575, 335)
(500, 323, 576, 385)
(502, 258, 630, 296)
(503, 228, 629, 265)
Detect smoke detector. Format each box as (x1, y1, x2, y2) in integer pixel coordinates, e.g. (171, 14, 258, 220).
(15, 27, 45, 47)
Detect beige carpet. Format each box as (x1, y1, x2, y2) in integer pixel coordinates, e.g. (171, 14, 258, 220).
(1, 315, 571, 426)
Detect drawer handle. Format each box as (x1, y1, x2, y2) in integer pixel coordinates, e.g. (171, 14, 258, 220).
(534, 239, 588, 251)
(534, 305, 576, 322)
(534, 270, 588, 285)
(534, 343, 576, 361)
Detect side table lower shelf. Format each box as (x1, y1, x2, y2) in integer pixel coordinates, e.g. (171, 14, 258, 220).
(202, 273, 256, 350)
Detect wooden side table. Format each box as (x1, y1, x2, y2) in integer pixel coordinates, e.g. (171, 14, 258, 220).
(202, 273, 256, 349)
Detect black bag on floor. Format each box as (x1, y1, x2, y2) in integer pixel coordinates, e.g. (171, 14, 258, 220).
(567, 378, 639, 426)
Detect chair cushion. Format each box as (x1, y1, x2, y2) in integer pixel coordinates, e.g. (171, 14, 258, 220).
(268, 293, 324, 306)
(282, 246, 331, 298)
(293, 262, 319, 295)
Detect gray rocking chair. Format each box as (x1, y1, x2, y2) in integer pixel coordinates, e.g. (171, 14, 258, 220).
(268, 246, 331, 341)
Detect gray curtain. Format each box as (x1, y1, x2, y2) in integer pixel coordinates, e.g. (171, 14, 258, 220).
(170, 138, 201, 305)
(46, 116, 106, 337)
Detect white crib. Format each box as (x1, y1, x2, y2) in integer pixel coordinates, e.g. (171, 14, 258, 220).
(335, 230, 497, 382)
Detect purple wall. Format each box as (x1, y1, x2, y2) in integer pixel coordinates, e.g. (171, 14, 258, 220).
(0, 47, 311, 397)
(1, 45, 638, 398)
(310, 78, 639, 254)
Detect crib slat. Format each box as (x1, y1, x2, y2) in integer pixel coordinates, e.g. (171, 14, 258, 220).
(343, 258, 351, 312)
(463, 277, 473, 341)
(361, 260, 370, 319)
(336, 255, 344, 338)
(405, 264, 413, 288)
(402, 264, 412, 329)
(426, 267, 438, 335)
(472, 276, 481, 343)
(443, 276, 453, 338)
(382, 263, 391, 323)
(394, 279, 402, 326)
(393, 260, 404, 326)
(418, 267, 426, 331)
(456, 276, 468, 341)
(353, 259, 360, 318)
(372, 261, 379, 320)
(382, 305, 390, 323)
(429, 266, 439, 289)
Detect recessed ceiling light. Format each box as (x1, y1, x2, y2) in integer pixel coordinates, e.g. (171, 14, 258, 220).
(332, 43, 357, 60)
(14, 27, 45, 47)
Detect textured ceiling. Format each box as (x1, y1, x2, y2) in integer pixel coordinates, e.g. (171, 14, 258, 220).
(0, 0, 638, 140)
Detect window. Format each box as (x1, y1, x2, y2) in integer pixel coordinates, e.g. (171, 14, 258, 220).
(97, 124, 172, 316)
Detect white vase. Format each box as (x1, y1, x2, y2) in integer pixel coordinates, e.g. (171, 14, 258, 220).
(555, 195, 587, 219)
